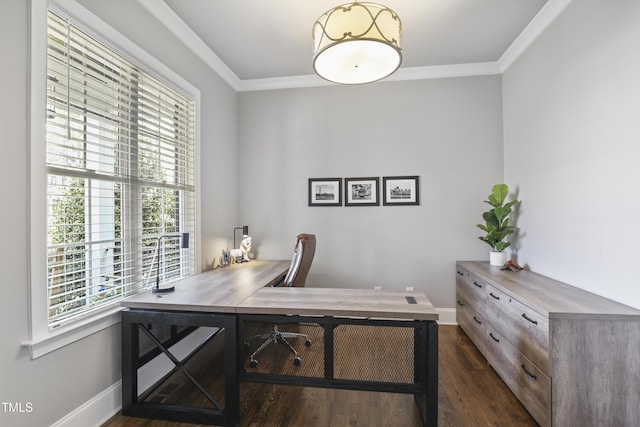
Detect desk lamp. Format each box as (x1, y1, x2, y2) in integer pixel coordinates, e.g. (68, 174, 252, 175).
(233, 225, 249, 249)
(152, 232, 189, 294)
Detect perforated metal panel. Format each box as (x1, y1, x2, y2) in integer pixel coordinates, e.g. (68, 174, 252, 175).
(333, 325, 414, 383)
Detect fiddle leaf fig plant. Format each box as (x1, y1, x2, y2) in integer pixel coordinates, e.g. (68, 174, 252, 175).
(476, 184, 518, 252)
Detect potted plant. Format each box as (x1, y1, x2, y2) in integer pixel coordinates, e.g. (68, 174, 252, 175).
(476, 183, 518, 266)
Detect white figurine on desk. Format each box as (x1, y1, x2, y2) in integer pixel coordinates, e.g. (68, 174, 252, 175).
(240, 236, 252, 262)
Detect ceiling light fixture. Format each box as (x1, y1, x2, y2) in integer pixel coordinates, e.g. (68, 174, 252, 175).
(312, 2, 402, 85)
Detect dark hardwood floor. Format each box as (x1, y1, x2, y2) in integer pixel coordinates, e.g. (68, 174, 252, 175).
(103, 325, 538, 427)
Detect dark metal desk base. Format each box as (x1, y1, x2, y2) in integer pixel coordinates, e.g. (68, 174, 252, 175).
(121, 310, 438, 427)
(121, 309, 239, 426)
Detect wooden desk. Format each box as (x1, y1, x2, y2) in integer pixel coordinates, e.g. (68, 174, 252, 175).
(121, 261, 439, 427)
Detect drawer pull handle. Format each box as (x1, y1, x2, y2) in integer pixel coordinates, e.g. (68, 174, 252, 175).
(521, 364, 538, 380)
(489, 332, 500, 342)
(457, 271, 464, 276)
(521, 313, 538, 325)
(457, 299, 464, 307)
(473, 316, 482, 324)
(473, 281, 482, 288)
(489, 292, 500, 300)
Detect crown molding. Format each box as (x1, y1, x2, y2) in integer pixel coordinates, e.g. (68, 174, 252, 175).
(136, 0, 241, 91)
(139, 0, 573, 92)
(237, 74, 334, 92)
(237, 62, 501, 92)
(498, 0, 576, 72)
(390, 62, 502, 81)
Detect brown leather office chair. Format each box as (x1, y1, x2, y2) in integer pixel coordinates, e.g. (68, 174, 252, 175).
(248, 234, 316, 367)
(282, 233, 316, 288)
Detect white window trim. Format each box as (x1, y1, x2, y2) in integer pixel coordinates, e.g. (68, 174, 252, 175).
(25, 0, 201, 359)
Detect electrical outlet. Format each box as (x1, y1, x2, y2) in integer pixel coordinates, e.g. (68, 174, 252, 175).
(406, 286, 414, 291)
(374, 286, 382, 290)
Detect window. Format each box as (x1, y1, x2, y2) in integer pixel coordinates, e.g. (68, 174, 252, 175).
(45, 11, 195, 326)
(27, 0, 199, 357)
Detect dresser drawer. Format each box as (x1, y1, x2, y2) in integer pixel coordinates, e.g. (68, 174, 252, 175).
(456, 267, 488, 318)
(486, 284, 550, 373)
(456, 293, 486, 356)
(485, 325, 551, 427)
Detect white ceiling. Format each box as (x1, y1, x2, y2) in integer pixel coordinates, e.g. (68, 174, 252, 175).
(137, 0, 570, 90)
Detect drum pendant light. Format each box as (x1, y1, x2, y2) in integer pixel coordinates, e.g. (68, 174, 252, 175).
(312, 2, 402, 84)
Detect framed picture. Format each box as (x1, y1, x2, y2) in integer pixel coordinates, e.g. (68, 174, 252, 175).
(308, 178, 342, 206)
(345, 177, 379, 206)
(383, 176, 420, 206)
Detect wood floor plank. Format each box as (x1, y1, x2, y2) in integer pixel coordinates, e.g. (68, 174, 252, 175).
(104, 325, 538, 427)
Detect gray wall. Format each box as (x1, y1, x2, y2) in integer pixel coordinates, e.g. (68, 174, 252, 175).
(0, 0, 237, 425)
(503, 0, 640, 309)
(1, 1, 31, 424)
(238, 77, 504, 308)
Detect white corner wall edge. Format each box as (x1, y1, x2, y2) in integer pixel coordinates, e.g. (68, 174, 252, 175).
(52, 307, 456, 426)
(137, 0, 572, 92)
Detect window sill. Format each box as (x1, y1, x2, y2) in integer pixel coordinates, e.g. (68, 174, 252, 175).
(22, 306, 123, 359)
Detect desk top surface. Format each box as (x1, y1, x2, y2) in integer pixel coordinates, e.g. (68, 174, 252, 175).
(122, 259, 438, 321)
(121, 260, 290, 313)
(237, 287, 439, 321)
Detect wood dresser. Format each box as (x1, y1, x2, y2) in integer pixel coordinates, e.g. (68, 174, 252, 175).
(456, 261, 640, 427)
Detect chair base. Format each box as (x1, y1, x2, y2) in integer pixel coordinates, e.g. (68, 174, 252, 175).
(247, 324, 311, 367)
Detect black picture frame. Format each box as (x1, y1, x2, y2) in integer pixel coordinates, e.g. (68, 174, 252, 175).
(345, 177, 380, 206)
(382, 176, 420, 206)
(308, 178, 342, 206)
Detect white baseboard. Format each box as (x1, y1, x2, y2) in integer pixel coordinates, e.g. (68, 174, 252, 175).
(436, 307, 457, 325)
(54, 308, 457, 426)
(50, 380, 121, 427)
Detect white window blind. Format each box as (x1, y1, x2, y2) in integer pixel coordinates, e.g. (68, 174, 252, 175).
(45, 11, 195, 327)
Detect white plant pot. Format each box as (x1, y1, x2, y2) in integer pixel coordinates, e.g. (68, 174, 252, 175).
(490, 251, 506, 266)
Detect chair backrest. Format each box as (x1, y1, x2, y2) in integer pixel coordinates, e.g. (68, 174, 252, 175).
(282, 234, 316, 288)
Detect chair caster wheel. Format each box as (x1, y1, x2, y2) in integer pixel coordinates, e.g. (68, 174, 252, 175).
(304, 339, 312, 346)
(293, 357, 301, 366)
(249, 360, 258, 368)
